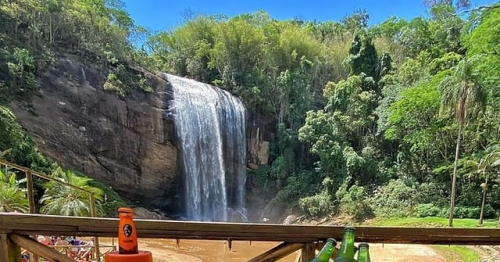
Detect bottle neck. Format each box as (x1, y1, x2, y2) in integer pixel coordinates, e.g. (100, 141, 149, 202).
(337, 231, 355, 258)
(357, 246, 370, 261)
(317, 240, 335, 260)
(119, 212, 133, 218)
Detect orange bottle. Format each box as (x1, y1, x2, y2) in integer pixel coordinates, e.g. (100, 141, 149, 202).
(105, 207, 152, 262)
(118, 207, 139, 254)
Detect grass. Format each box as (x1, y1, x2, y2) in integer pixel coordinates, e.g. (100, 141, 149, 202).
(360, 217, 496, 262)
(432, 245, 482, 262)
(362, 216, 498, 228)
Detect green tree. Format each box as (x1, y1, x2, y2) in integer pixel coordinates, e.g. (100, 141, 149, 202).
(344, 31, 379, 79)
(439, 58, 487, 226)
(423, 0, 470, 9)
(398, 17, 432, 57)
(428, 5, 464, 54)
(385, 72, 450, 181)
(40, 167, 103, 217)
(0, 106, 49, 170)
(299, 75, 379, 193)
(0, 169, 29, 213)
(472, 146, 500, 224)
(463, 4, 500, 88)
(342, 9, 369, 35)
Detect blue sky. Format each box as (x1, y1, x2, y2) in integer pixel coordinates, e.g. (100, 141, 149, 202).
(122, 0, 498, 32)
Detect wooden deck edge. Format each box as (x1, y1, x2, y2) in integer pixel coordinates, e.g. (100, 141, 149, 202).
(1, 213, 500, 245)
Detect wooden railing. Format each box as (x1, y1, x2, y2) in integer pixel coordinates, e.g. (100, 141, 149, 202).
(0, 159, 101, 259)
(21, 243, 116, 261)
(1, 213, 500, 262)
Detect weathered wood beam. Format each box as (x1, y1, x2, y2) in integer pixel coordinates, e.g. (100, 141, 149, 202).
(26, 170, 36, 214)
(1, 213, 500, 245)
(246, 242, 303, 262)
(299, 243, 315, 262)
(0, 159, 94, 194)
(9, 234, 75, 262)
(1, 233, 21, 262)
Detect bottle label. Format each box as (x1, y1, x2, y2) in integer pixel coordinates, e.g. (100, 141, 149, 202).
(123, 224, 133, 237)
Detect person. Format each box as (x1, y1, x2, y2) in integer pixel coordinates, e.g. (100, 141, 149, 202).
(80, 237, 95, 260)
(34, 235, 51, 262)
(36, 235, 51, 246)
(54, 236, 70, 255)
(69, 236, 80, 259)
(20, 251, 30, 262)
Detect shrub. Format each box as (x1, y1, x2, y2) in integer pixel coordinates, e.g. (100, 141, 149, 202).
(414, 182, 448, 206)
(104, 64, 153, 97)
(88, 179, 128, 217)
(369, 179, 416, 217)
(299, 191, 334, 218)
(452, 205, 496, 219)
(336, 184, 373, 220)
(273, 170, 317, 206)
(415, 203, 441, 217)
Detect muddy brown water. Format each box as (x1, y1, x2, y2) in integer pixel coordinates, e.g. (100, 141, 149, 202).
(99, 238, 299, 261)
(98, 238, 447, 262)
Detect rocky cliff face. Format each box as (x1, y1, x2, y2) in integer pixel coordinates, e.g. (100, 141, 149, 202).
(11, 54, 179, 208)
(247, 112, 275, 169)
(10, 54, 274, 212)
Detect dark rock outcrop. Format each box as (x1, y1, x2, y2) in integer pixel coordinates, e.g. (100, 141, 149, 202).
(246, 112, 275, 169)
(10, 54, 276, 213)
(11, 54, 179, 208)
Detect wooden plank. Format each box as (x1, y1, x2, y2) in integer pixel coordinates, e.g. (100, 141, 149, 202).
(26, 171, 36, 214)
(299, 243, 315, 262)
(94, 236, 101, 261)
(247, 242, 303, 262)
(1, 213, 500, 245)
(9, 234, 75, 262)
(0, 159, 94, 194)
(1, 233, 21, 262)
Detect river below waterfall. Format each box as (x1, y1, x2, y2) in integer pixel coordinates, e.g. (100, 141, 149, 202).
(98, 238, 451, 262)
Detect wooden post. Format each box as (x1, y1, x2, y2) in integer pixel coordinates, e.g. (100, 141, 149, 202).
(299, 243, 316, 262)
(1, 233, 21, 262)
(89, 194, 101, 261)
(26, 171, 35, 214)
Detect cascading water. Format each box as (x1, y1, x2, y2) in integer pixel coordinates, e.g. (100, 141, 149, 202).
(166, 74, 247, 222)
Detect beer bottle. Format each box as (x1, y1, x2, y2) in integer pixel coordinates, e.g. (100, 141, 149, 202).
(118, 207, 139, 254)
(309, 238, 337, 262)
(356, 243, 371, 262)
(334, 226, 356, 262)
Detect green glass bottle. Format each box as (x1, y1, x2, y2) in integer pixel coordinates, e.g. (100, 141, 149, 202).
(356, 243, 371, 262)
(333, 226, 356, 262)
(309, 238, 337, 262)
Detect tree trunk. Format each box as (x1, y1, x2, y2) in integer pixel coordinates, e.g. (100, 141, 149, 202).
(479, 176, 487, 225)
(448, 124, 462, 227)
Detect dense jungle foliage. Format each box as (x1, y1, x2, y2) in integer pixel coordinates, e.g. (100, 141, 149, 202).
(0, 0, 499, 222)
(0, 0, 138, 216)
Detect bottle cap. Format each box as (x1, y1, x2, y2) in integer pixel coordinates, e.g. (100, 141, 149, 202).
(118, 207, 134, 214)
(326, 238, 337, 244)
(344, 226, 356, 232)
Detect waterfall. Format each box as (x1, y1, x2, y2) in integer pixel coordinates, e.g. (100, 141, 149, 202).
(166, 74, 247, 222)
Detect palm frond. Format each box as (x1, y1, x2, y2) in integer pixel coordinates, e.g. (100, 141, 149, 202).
(40, 167, 103, 216)
(0, 148, 12, 158)
(439, 57, 487, 126)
